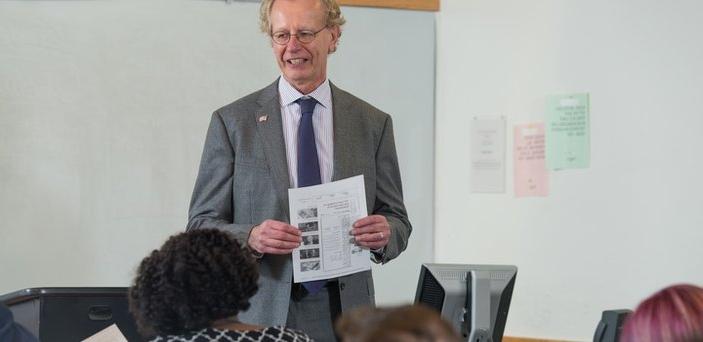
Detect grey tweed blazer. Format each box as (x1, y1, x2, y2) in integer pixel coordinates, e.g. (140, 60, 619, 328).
(187, 79, 412, 326)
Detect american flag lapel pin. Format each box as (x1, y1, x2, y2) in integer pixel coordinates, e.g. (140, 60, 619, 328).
(258, 114, 268, 122)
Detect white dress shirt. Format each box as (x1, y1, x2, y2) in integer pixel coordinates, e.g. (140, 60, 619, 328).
(278, 77, 334, 188)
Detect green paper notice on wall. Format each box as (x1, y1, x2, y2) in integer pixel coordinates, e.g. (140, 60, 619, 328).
(546, 93, 590, 170)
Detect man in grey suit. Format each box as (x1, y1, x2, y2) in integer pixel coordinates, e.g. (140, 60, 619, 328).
(187, 0, 411, 340)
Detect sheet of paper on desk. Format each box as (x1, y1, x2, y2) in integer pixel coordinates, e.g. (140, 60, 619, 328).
(289, 174, 371, 283)
(82, 324, 128, 342)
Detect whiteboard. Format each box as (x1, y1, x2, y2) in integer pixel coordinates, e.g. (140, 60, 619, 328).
(0, 1, 435, 307)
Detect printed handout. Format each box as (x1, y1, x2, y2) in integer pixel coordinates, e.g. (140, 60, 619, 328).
(289, 175, 371, 283)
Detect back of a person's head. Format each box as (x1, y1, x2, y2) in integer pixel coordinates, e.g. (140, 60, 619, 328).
(128, 229, 259, 338)
(336, 304, 460, 342)
(621, 284, 703, 342)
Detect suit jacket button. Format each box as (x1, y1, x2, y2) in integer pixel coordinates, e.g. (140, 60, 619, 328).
(339, 282, 346, 291)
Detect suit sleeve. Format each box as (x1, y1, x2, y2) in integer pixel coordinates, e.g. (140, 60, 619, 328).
(186, 111, 255, 244)
(372, 115, 412, 264)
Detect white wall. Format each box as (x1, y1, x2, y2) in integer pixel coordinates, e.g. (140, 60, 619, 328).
(436, 0, 703, 340)
(0, 1, 435, 306)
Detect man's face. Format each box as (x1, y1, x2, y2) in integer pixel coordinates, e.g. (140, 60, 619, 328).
(270, 0, 340, 94)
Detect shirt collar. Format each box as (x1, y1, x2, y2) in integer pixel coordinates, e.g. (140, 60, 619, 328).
(278, 76, 332, 109)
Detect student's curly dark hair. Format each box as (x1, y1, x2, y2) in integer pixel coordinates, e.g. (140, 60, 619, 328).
(128, 229, 259, 337)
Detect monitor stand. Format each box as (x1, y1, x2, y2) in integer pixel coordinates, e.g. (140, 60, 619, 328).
(466, 270, 494, 342)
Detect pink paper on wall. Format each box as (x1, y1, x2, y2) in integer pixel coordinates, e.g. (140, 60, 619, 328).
(514, 123, 549, 197)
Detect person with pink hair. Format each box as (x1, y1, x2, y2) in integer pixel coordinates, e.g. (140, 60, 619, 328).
(621, 284, 703, 342)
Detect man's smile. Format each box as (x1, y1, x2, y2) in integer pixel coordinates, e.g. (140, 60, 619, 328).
(287, 58, 308, 65)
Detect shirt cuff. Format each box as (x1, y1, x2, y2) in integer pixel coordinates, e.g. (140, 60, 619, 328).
(249, 247, 264, 259)
(247, 225, 264, 259)
(370, 246, 385, 263)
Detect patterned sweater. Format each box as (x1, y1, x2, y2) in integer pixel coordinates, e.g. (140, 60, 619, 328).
(150, 326, 313, 342)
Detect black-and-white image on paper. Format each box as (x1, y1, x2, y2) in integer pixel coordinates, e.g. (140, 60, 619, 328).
(298, 221, 319, 233)
(297, 208, 318, 219)
(302, 235, 320, 245)
(301, 261, 320, 272)
(289, 175, 371, 283)
(300, 248, 320, 259)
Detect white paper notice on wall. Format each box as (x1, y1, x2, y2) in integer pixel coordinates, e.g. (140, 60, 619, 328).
(470, 116, 506, 193)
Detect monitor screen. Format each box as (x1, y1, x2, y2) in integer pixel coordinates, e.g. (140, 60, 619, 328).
(415, 264, 517, 342)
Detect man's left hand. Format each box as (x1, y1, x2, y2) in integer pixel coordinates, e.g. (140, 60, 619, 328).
(351, 215, 390, 250)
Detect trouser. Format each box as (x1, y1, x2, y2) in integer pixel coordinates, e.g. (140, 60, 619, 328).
(286, 281, 342, 341)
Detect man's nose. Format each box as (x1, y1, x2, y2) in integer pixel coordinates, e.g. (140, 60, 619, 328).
(287, 35, 303, 49)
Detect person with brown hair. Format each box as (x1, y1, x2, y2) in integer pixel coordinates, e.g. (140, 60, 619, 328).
(336, 304, 460, 342)
(620, 283, 703, 342)
(128, 229, 312, 341)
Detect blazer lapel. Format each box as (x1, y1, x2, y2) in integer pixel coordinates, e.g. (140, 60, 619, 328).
(331, 82, 357, 182)
(255, 80, 292, 219)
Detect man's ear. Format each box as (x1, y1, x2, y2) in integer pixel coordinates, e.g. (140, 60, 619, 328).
(328, 26, 341, 54)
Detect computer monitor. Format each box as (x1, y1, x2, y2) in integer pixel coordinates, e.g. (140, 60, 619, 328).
(0, 287, 141, 341)
(415, 263, 517, 342)
(593, 309, 632, 342)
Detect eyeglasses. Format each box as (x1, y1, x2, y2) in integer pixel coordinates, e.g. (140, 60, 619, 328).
(271, 26, 328, 45)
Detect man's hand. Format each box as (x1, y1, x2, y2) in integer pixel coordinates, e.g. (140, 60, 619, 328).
(351, 215, 390, 250)
(248, 219, 302, 255)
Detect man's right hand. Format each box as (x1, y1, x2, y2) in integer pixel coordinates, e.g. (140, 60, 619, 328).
(248, 219, 302, 255)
